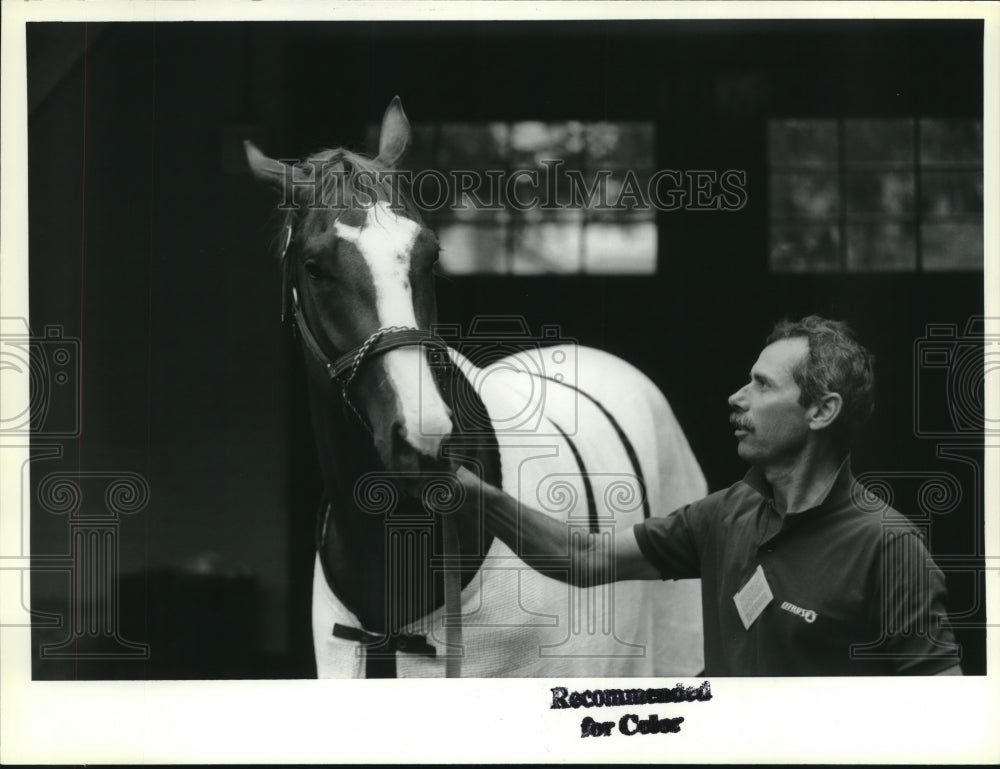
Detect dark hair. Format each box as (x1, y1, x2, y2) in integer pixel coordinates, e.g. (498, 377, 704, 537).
(767, 315, 875, 450)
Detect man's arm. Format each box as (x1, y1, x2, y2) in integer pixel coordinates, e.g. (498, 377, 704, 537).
(456, 466, 661, 586)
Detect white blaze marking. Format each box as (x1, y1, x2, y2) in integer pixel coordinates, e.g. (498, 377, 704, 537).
(334, 201, 452, 456)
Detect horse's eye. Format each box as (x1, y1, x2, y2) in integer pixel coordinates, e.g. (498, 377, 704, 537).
(304, 261, 323, 280)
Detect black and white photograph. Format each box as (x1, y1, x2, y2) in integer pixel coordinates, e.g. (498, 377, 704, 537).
(1, 1, 997, 763)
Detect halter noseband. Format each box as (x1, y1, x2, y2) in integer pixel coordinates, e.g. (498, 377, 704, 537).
(280, 224, 450, 430)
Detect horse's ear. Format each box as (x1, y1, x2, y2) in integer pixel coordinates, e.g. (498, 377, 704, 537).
(244, 140, 290, 192)
(375, 96, 409, 167)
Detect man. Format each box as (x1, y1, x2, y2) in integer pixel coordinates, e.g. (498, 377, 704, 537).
(453, 316, 961, 675)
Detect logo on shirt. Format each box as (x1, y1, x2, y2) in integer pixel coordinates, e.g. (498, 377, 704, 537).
(779, 601, 817, 624)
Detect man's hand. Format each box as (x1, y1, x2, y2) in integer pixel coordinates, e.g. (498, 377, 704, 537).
(397, 458, 463, 511)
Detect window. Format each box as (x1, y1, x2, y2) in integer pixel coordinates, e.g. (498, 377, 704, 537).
(768, 118, 982, 272)
(369, 121, 657, 275)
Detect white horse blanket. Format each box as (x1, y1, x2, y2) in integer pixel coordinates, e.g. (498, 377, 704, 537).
(313, 345, 706, 677)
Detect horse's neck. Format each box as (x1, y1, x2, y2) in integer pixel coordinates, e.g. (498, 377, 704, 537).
(441, 348, 501, 484)
(304, 378, 379, 501)
(304, 344, 501, 635)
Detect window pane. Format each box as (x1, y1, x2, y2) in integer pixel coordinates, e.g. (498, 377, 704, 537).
(922, 223, 983, 270)
(510, 223, 582, 274)
(847, 222, 916, 271)
(509, 121, 590, 170)
(586, 169, 657, 221)
(438, 224, 509, 274)
(583, 222, 656, 274)
(437, 123, 509, 168)
(768, 120, 837, 166)
(770, 223, 841, 272)
(920, 170, 983, 217)
(920, 119, 983, 164)
(770, 171, 839, 218)
(585, 123, 654, 168)
(845, 170, 915, 215)
(539, 164, 594, 212)
(845, 119, 913, 164)
(507, 121, 567, 158)
(444, 197, 509, 223)
(768, 117, 983, 275)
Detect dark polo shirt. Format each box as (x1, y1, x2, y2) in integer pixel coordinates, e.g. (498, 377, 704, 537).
(634, 460, 959, 676)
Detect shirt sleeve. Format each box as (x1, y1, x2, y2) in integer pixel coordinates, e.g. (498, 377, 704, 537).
(632, 499, 706, 580)
(878, 527, 961, 675)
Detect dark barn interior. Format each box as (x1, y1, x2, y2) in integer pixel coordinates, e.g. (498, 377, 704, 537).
(26, 19, 985, 678)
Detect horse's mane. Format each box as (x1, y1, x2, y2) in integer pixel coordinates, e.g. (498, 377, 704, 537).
(276, 147, 420, 263)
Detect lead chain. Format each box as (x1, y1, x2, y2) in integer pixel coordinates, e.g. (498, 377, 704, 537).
(338, 326, 418, 430)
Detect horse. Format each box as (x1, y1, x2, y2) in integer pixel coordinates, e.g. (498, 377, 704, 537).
(245, 97, 707, 678)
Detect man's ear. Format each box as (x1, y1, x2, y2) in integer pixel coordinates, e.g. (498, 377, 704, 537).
(807, 392, 843, 432)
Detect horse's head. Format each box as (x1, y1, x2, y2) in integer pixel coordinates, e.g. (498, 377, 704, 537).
(245, 98, 453, 477)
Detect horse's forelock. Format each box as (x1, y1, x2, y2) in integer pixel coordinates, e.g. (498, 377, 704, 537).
(312, 149, 418, 218)
(276, 148, 421, 264)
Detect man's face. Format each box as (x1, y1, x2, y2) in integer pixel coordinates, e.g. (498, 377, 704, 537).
(728, 337, 813, 467)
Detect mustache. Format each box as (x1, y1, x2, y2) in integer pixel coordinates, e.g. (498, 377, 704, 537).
(729, 413, 754, 432)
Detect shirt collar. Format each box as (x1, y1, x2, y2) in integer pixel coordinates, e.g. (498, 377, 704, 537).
(742, 455, 855, 515)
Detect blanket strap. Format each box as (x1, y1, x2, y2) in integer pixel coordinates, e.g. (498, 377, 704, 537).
(440, 511, 464, 678)
(332, 623, 436, 678)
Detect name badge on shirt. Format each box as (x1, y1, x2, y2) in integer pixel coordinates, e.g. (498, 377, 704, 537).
(733, 564, 774, 630)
